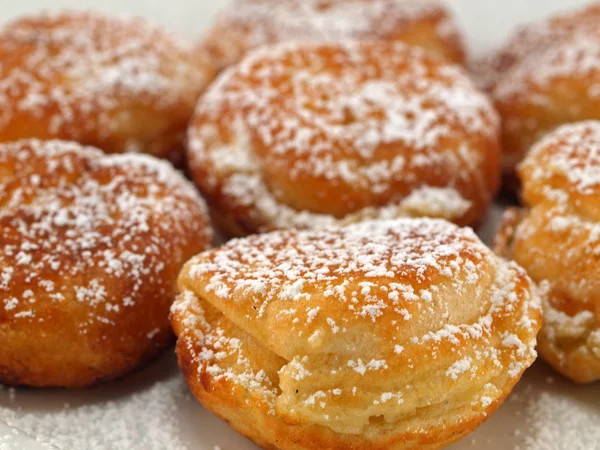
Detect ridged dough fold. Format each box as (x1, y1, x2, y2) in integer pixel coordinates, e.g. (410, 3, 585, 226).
(495, 121, 600, 383)
(173, 218, 541, 449)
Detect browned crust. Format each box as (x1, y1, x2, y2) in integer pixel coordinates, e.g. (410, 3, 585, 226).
(0, 139, 213, 388)
(199, 0, 466, 73)
(0, 11, 214, 160)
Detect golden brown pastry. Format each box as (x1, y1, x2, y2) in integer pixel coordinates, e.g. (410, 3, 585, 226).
(187, 41, 501, 237)
(495, 121, 600, 383)
(172, 218, 542, 450)
(200, 0, 466, 74)
(473, 2, 600, 92)
(473, 3, 600, 176)
(0, 11, 213, 163)
(0, 139, 212, 388)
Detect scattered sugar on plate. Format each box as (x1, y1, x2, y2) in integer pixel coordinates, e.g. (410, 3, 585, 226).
(0, 375, 192, 450)
(515, 391, 600, 450)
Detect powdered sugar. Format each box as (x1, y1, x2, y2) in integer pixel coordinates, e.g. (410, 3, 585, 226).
(514, 378, 600, 450)
(3, 358, 599, 449)
(494, 35, 600, 104)
(0, 367, 193, 450)
(192, 219, 490, 318)
(501, 121, 600, 383)
(188, 40, 498, 231)
(0, 10, 207, 154)
(175, 217, 540, 435)
(0, 139, 210, 330)
(397, 186, 472, 219)
(473, 2, 600, 92)
(524, 121, 600, 197)
(446, 357, 472, 380)
(202, 0, 463, 70)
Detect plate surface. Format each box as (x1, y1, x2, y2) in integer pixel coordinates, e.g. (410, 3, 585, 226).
(1, 1, 600, 449)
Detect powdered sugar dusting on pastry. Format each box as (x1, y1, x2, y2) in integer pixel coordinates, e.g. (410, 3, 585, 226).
(499, 121, 600, 383)
(188, 41, 499, 232)
(494, 34, 600, 105)
(202, 0, 464, 70)
(0, 139, 211, 331)
(524, 121, 600, 196)
(173, 218, 541, 437)
(0, 10, 210, 157)
(396, 186, 472, 218)
(473, 2, 600, 92)
(213, 0, 453, 43)
(192, 219, 488, 308)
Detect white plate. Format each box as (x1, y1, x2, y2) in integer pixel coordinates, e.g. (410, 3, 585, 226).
(1, 1, 600, 449)
(3, 350, 600, 450)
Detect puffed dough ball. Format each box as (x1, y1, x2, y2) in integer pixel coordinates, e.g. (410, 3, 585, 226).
(172, 218, 541, 450)
(0, 11, 214, 162)
(474, 3, 600, 176)
(200, 0, 466, 73)
(187, 41, 501, 237)
(0, 140, 212, 388)
(495, 121, 600, 383)
(473, 2, 600, 92)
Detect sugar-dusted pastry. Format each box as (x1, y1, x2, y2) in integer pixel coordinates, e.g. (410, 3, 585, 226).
(200, 0, 466, 73)
(473, 2, 600, 92)
(172, 218, 541, 450)
(495, 121, 600, 383)
(473, 3, 600, 176)
(0, 139, 212, 388)
(187, 41, 500, 237)
(0, 11, 213, 162)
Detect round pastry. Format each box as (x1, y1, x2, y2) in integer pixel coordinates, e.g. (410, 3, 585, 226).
(473, 2, 600, 92)
(0, 139, 212, 388)
(200, 0, 466, 74)
(172, 218, 542, 450)
(494, 121, 600, 383)
(475, 4, 600, 176)
(0, 11, 213, 162)
(187, 41, 501, 237)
